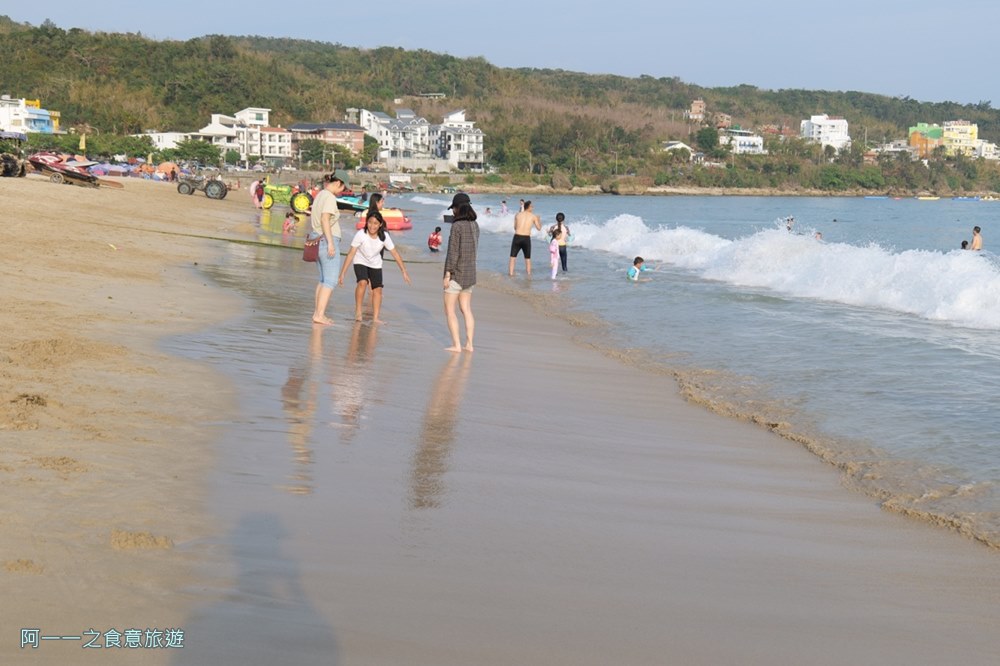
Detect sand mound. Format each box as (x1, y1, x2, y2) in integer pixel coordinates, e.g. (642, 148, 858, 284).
(110, 529, 174, 550)
(4, 559, 44, 574)
(8, 336, 125, 369)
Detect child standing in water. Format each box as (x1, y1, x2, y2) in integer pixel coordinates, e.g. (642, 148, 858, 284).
(337, 197, 411, 323)
(550, 212, 570, 272)
(428, 226, 442, 252)
(548, 230, 560, 279)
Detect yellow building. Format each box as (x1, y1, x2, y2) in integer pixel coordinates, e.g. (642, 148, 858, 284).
(943, 120, 977, 157)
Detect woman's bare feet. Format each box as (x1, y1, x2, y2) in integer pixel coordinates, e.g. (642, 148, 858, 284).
(312, 316, 334, 326)
(445, 345, 462, 353)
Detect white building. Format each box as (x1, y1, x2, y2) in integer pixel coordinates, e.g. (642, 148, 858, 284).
(800, 114, 851, 152)
(139, 131, 190, 152)
(194, 107, 292, 165)
(433, 110, 485, 170)
(358, 109, 394, 161)
(387, 112, 433, 159)
(719, 128, 767, 155)
(359, 107, 485, 171)
(0, 94, 58, 134)
(661, 140, 695, 161)
(975, 138, 1000, 161)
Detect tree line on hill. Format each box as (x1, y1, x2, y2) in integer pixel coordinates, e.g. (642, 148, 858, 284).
(4, 16, 1000, 193)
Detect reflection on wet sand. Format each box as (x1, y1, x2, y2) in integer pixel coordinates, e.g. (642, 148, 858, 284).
(331, 322, 379, 444)
(257, 209, 307, 248)
(410, 353, 473, 509)
(278, 325, 326, 495)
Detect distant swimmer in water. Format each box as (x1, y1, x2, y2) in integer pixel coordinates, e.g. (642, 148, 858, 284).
(961, 240, 969, 250)
(814, 231, 823, 240)
(971, 226, 983, 251)
(626, 256, 653, 282)
(786, 216, 795, 232)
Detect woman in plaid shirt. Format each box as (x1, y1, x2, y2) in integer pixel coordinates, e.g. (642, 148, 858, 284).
(442, 193, 480, 352)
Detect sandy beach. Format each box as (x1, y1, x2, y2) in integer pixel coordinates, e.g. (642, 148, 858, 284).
(2, 175, 998, 665)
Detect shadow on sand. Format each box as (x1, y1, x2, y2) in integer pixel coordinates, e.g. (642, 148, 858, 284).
(172, 512, 338, 665)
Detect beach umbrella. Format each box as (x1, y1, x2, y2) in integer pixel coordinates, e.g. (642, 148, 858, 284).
(156, 161, 179, 173)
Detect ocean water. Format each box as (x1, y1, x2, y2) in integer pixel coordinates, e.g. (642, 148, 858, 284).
(402, 192, 1000, 545)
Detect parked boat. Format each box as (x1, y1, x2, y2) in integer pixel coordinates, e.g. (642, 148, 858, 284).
(27, 151, 122, 188)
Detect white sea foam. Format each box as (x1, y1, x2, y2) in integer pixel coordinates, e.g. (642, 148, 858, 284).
(494, 212, 1000, 331)
(410, 195, 449, 207)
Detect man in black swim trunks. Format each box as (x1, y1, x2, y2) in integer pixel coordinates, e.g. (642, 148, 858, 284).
(508, 200, 542, 277)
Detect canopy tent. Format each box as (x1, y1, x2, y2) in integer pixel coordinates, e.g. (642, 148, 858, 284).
(0, 131, 28, 141)
(155, 161, 179, 173)
(89, 162, 131, 176)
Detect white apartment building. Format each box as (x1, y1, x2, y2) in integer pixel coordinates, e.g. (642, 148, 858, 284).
(719, 128, 767, 155)
(359, 107, 485, 171)
(387, 109, 434, 158)
(194, 107, 292, 164)
(433, 110, 485, 170)
(800, 114, 851, 152)
(358, 109, 394, 161)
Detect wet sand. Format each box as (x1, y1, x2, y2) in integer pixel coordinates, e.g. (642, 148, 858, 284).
(2, 176, 998, 664)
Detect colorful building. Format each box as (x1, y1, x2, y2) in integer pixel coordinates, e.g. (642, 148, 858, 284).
(908, 123, 944, 158)
(0, 95, 60, 134)
(942, 120, 977, 157)
(685, 99, 706, 122)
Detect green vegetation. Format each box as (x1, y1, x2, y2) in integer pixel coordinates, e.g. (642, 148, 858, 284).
(3, 15, 1000, 193)
(22, 131, 154, 158)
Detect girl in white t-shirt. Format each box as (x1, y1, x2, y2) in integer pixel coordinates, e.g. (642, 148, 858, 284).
(338, 196, 410, 323)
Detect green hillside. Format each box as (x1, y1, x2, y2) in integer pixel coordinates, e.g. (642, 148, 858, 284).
(4, 16, 1000, 193)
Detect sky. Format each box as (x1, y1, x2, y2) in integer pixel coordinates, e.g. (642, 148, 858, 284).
(5, 1, 999, 107)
